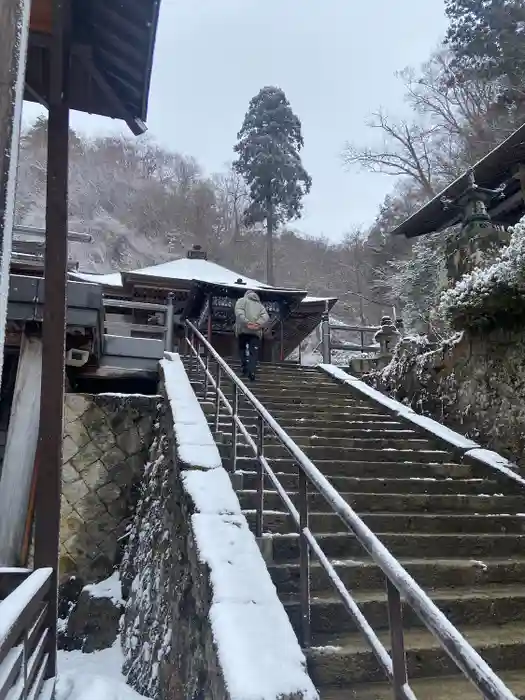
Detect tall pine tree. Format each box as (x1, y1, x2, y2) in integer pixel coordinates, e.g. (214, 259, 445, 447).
(233, 86, 311, 285)
(445, 0, 525, 94)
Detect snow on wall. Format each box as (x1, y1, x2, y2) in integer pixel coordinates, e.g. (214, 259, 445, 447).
(121, 356, 317, 700)
(162, 353, 317, 700)
(439, 215, 525, 329)
(160, 353, 221, 470)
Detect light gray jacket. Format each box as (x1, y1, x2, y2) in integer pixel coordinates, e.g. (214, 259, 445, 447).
(234, 291, 270, 337)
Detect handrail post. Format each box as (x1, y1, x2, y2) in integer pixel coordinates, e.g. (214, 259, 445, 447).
(299, 469, 311, 648)
(321, 301, 331, 364)
(256, 414, 264, 538)
(165, 292, 174, 352)
(231, 384, 239, 473)
(214, 363, 221, 434)
(190, 329, 195, 375)
(386, 579, 408, 700)
(204, 351, 210, 399)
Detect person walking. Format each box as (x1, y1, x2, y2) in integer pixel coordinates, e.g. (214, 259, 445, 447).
(234, 290, 270, 381)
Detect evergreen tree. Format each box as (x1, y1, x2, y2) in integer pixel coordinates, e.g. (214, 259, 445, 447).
(444, 0, 525, 94)
(233, 86, 311, 285)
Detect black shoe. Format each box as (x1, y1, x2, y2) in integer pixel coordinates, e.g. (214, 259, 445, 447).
(248, 372, 256, 382)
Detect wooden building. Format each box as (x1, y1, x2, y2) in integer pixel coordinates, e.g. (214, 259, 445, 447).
(72, 245, 337, 363)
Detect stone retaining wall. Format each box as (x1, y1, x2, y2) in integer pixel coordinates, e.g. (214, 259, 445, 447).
(369, 331, 525, 469)
(60, 392, 157, 583)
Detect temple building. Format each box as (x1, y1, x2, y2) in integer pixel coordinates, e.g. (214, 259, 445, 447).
(71, 244, 337, 364)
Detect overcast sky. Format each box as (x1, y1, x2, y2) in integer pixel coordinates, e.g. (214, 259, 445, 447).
(23, 0, 449, 241)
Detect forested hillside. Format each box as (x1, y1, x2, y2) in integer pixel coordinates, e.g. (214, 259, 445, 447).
(14, 1, 525, 329)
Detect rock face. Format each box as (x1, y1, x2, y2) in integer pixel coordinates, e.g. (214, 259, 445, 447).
(369, 331, 525, 468)
(120, 405, 226, 700)
(60, 393, 158, 583)
(62, 588, 123, 653)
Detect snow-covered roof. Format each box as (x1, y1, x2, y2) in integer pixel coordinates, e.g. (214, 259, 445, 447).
(302, 295, 337, 303)
(70, 257, 270, 291)
(71, 271, 123, 288)
(127, 258, 271, 290)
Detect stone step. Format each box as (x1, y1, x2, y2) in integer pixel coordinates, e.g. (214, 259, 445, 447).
(220, 443, 454, 463)
(239, 490, 518, 514)
(244, 510, 525, 535)
(230, 457, 472, 479)
(198, 396, 388, 416)
(268, 557, 525, 595)
(192, 380, 351, 397)
(306, 621, 525, 685)
(238, 471, 502, 495)
(284, 584, 525, 635)
(203, 402, 389, 419)
(210, 418, 410, 433)
(321, 669, 525, 700)
(268, 532, 525, 561)
(254, 435, 432, 451)
(197, 390, 369, 409)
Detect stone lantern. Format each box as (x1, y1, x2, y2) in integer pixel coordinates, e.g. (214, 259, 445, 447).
(442, 169, 507, 281)
(374, 316, 400, 356)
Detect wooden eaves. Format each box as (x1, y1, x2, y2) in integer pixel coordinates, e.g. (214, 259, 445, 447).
(26, 0, 161, 135)
(391, 121, 525, 239)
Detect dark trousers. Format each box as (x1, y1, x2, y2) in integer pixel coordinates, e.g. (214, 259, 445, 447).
(238, 334, 259, 375)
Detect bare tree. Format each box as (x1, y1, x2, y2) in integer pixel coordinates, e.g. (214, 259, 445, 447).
(343, 110, 439, 198)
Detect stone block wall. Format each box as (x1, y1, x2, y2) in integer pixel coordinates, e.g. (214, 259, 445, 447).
(370, 331, 525, 469)
(60, 392, 158, 583)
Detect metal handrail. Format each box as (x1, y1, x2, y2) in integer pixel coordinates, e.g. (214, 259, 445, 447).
(184, 319, 518, 700)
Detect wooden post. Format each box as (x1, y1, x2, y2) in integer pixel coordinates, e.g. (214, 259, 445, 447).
(0, 0, 32, 394)
(33, 0, 71, 680)
(0, 335, 42, 565)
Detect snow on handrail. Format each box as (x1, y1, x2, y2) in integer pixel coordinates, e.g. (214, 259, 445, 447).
(186, 321, 518, 700)
(320, 364, 525, 491)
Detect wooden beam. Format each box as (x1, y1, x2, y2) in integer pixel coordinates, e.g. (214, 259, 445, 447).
(33, 0, 71, 681)
(0, 0, 31, 396)
(25, 80, 49, 108)
(0, 335, 42, 566)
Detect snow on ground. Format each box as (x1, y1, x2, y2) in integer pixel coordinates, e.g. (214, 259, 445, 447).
(51, 641, 149, 700)
(45, 570, 144, 700)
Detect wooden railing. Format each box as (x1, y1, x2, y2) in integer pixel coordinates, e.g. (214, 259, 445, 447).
(0, 568, 55, 700)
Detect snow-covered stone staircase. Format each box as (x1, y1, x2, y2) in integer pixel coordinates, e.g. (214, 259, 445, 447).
(183, 357, 525, 699)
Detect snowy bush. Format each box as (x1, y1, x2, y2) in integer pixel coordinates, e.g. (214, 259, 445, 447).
(439, 217, 525, 330)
